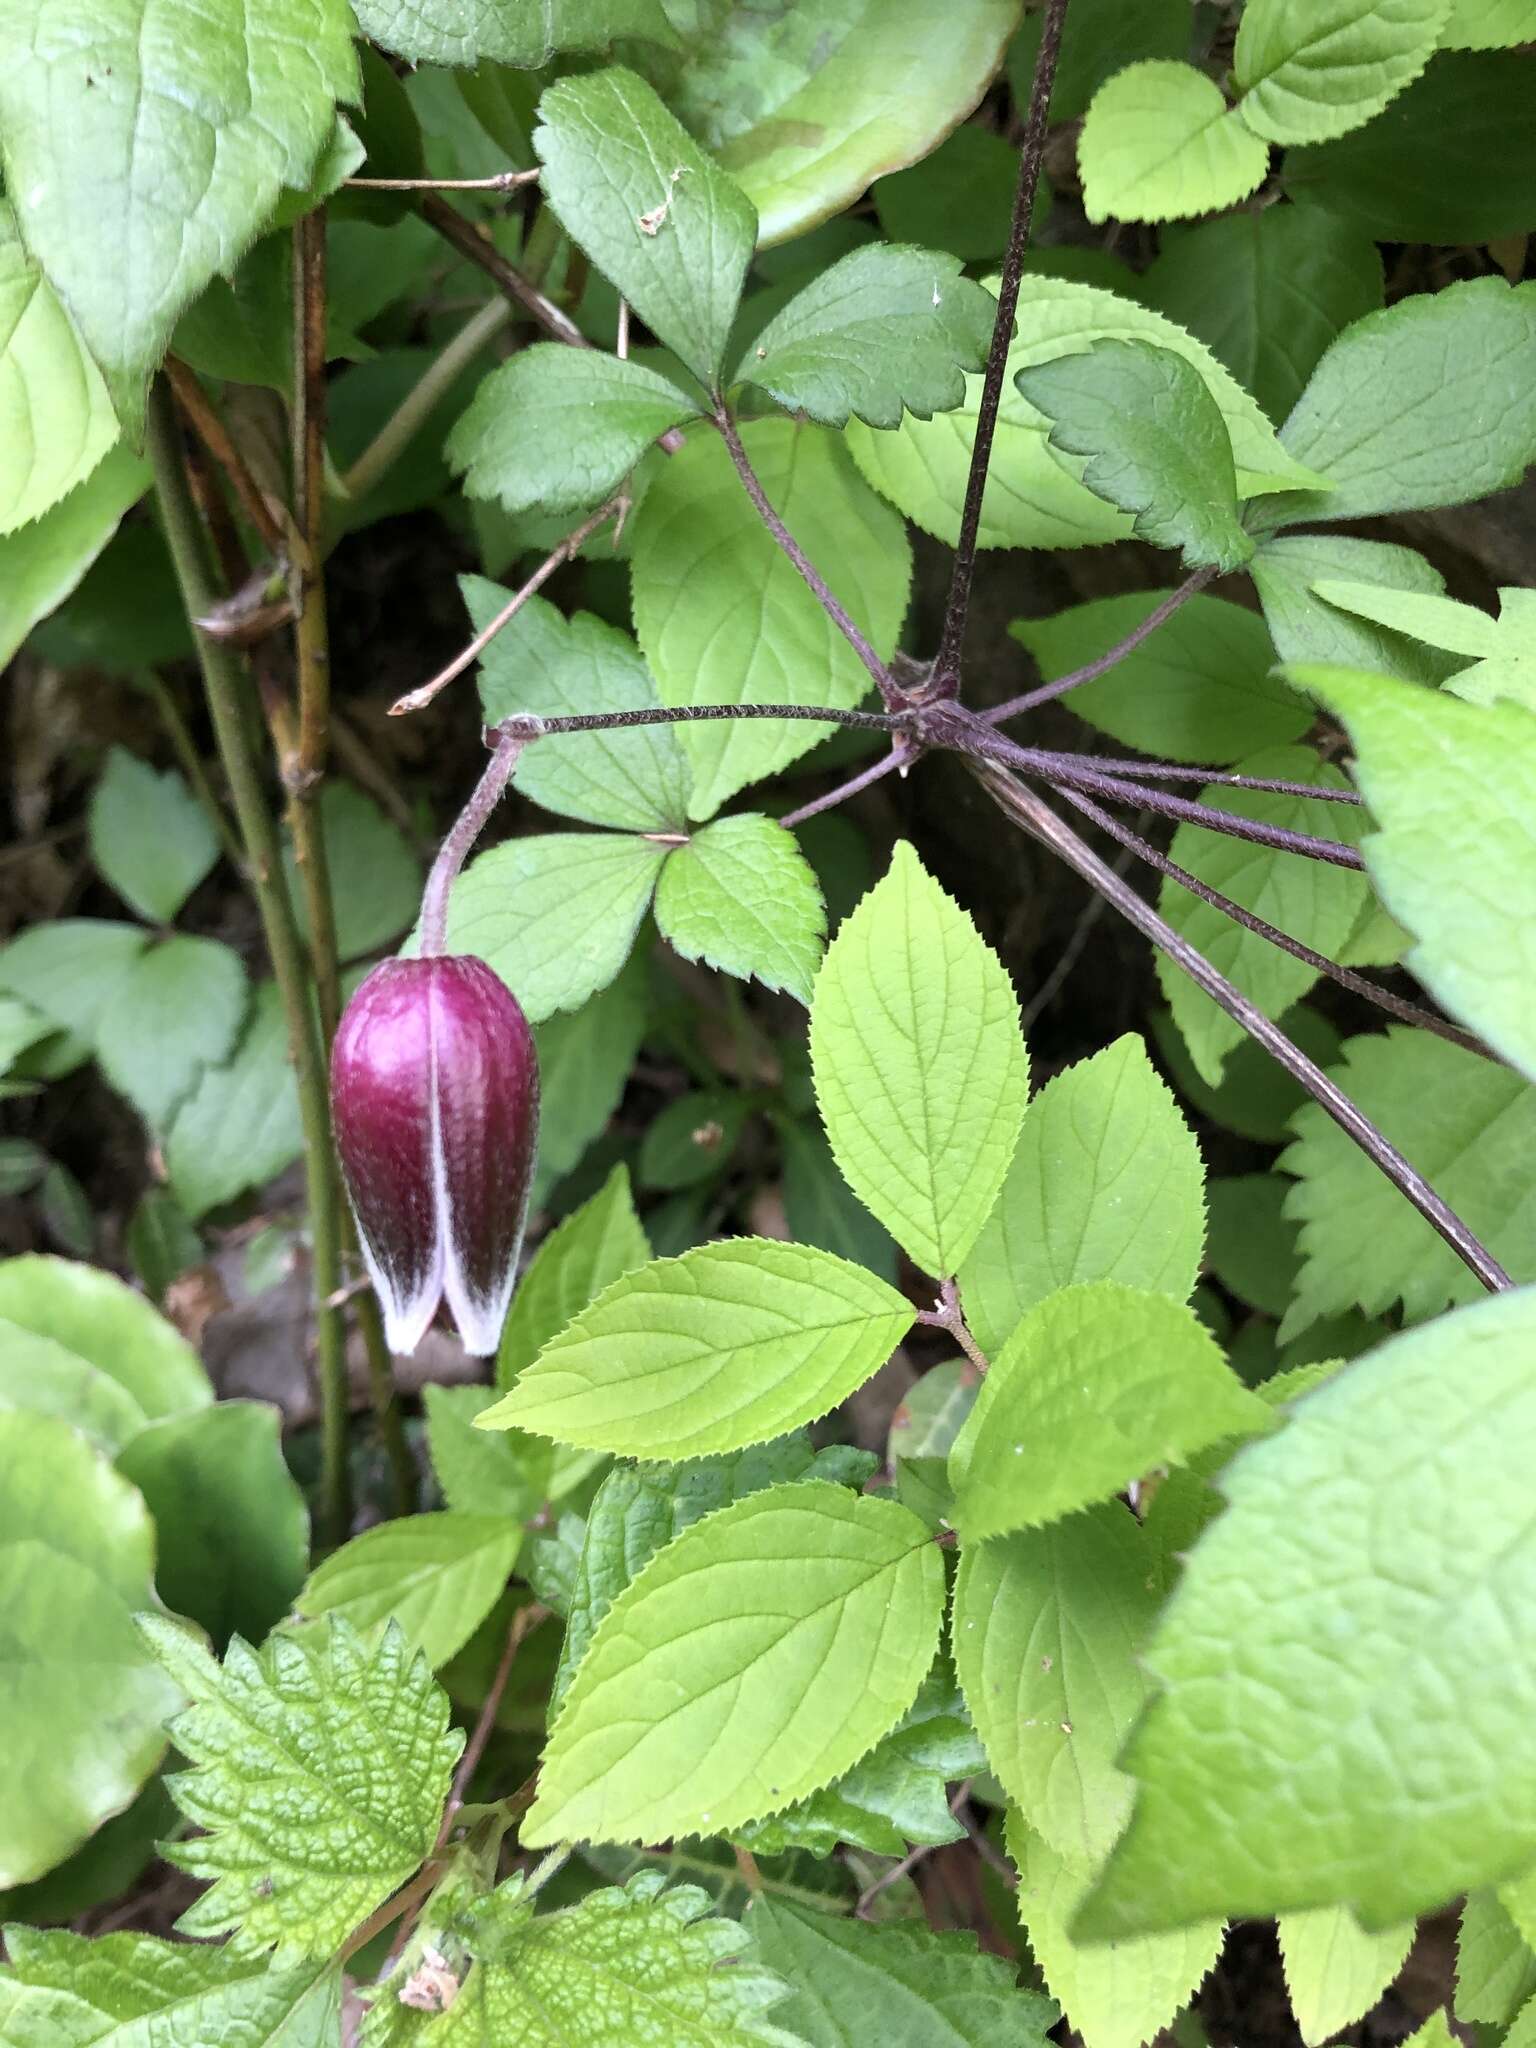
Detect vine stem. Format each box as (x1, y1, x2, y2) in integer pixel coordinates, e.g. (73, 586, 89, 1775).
(147, 380, 355, 1544)
(434, 1603, 549, 1850)
(973, 758, 1513, 1296)
(347, 168, 540, 192)
(420, 193, 588, 349)
(165, 357, 286, 556)
(915, 1278, 990, 1380)
(932, 0, 1070, 694)
(341, 295, 511, 503)
(986, 566, 1217, 723)
(1023, 749, 1362, 804)
(419, 725, 538, 956)
(779, 739, 914, 828)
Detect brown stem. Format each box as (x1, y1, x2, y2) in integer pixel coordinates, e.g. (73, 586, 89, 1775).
(435, 1603, 548, 1850)
(1022, 749, 1362, 804)
(985, 566, 1217, 723)
(915, 1277, 990, 1380)
(420, 193, 588, 350)
(166, 357, 287, 557)
(1041, 764, 1365, 869)
(347, 169, 540, 192)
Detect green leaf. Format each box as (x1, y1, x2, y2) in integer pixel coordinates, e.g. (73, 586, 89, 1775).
(0, 1411, 182, 1886)
(958, 1035, 1205, 1359)
(283, 782, 422, 964)
(1278, 1906, 1414, 2046)
(871, 126, 1024, 266)
(846, 274, 1323, 555)
(498, 1163, 650, 1386)
(630, 418, 910, 819)
(1143, 206, 1383, 426)
(535, 67, 755, 389)
(0, 0, 358, 414)
(1008, 1812, 1224, 2048)
(1085, 1288, 1536, 1934)
(1251, 532, 1464, 686)
(351, 0, 674, 74)
(1458, 1889, 1536, 2024)
(779, 1118, 899, 1283)
(294, 1513, 522, 1670)
(0, 444, 148, 667)
(125, 1187, 204, 1303)
(449, 345, 699, 518)
(1401, 2017, 1458, 2048)
(0, 1317, 149, 1450)
(1077, 61, 1269, 225)
(88, 747, 219, 924)
(523, 1483, 944, 1845)
(1442, 0, 1536, 44)
(1011, 591, 1308, 766)
(655, 814, 825, 1005)
(0, 1928, 340, 2048)
(1234, 0, 1448, 144)
(1154, 746, 1368, 1087)
(741, 245, 995, 429)
(1289, 664, 1536, 1081)
(424, 1385, 552, 1521)
(141, 1613, 461, 1958)
(531, 953, 650, 1200)
(1310, 579, 1536, 712)
(480, 1238, 911, 1459)
(749, 1897, 1059, 2048)
(164, 981, 304, 1218)
(0, 201, 118, 533)
(1277, 1028, 1536, 1335)
(1272, 278, 1536, 525)
(948, 1284, 1271, 1544)
(639, 1088, 748, 1189)
(445, 832, 666, 1023)
(1010, 0, 1191, 124)
(1205, 1173, 1299, 1320)
(116, 1401, 308, 1649)
(93, 935, 248, 1132)
(0, 1253, 210, 1419)
(810, 841, 1029, 1280)
(952, 1503, 1159, 1868)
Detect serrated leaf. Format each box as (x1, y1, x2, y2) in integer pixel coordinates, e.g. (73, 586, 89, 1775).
(0, 442, 147, 668)
(741, 244, 994, 429)
(1279, 1906, 1414, 2045)
(948, 1284, 1271, 1544)
(1278, 1028, 1536, 1335)
(1441, 0, 1536, 44)
(523, 1483, 944, 1845)
(1401, 2016, 1457, 2048)
(480, 1238, 912, 1458)
(958, 1035, 1205, 1358)
(424, 1385, 552, 1520)
(93, 935, 247, 1132)
(0, 200, 117, 533)
(1290, 664, 1536, 1081)
(952, 1503, 1161, 1870)
(1081, 1288, 1536, 1935)
(1078, 61, 1269, 225)
(283, 782, 422, 964)
(1008, 1812, 1224, 2048)
(630, 418, 910, 819)
(449, 345, 699, 517)
(141, 1613, 462, 1958)
(88, 747, 219, 924)
(779, 1118, 899, 1283)
(294, 1513, 522, 1670)
(655, 814, 826, 1005)
(445, 832, 666, 1022)
(498, 1164, 650, 1387)
(0, 0, 358, 415)
(1018, 340, 1255, 571)
(535, 67, 755, 388)
(1458, 1889, 1536, 2024)
(1311, 579, 1536, 712)
(0, 1252, 210, 1419)
(351, 0, 675, 69)
(1234, 0, 1449, 145)
(164, 981, 304, 1218)
(810, 841, 1029, 1280)
(750, 1896, 1058, 2048)
(1251, 532, 1464, 686)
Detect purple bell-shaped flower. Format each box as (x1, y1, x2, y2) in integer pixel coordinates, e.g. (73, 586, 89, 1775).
(330, 955, 538, 1357)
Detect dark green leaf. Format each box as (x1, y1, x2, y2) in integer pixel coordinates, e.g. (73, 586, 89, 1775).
(351, 0, 675, 72)
(872, 127, 1026, 265)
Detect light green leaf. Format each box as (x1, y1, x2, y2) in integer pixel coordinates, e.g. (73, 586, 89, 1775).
(948, 1284, 1271, 1544)
(1278, 1028, 1536, 1335)
(93, 935, 247, 1132)
(1279, 1906, 1415, 2045)
(142, 1613, 461, 1958)
(0, 0, 358, 414)
(1271, 277, 1536, 525)
(655, 814, 825, 1005)
(88, 747, 219, 924)
(1078, 60, 1269, 225)
(0, 1317, 148, 1450)
(523, 1482, 944, 1845)
(1010, 0, 1191, 125)
(741, 245, 995, 429)
(0, 1411, 182, 1887)
(1009, 1812, 1225, 2048)
(810, 841, 1029, 1280)
(0, 443, 148, 667)
(498, 1164, 650, 1387)
(535, 67, 755, 389)
(0, 1253, 210, 1419)
(531, 951, 650, 1200)
(749, 1897, 1059, 2048)
(164, 981, 304, 1218)
(1251, 532, 1464, 686)
(294, 1513, 522, 1670)
(116, 1401, 308, 1649)
(1401, 2017, 1457, 2048)
(469, 585, 690, 835)
(480, 1237, 912, 1458)
(846, 274, 1323, 555)
(0, 200, 117, 533)
(1313, 580, 1536, 713)
(1018, 339, 1253, 571)
(1234, 0, 1449, 145)
(630, 418, 910, 819)
(1441, 0, 1536, 44)
(283, 782, 421, 964)
(449, 345, 699, 517)
(1154, 746, 1368, 1087)
(424, 1384, 552, 1521)
(1290, 664, 1536, 1079)
(445, 832, 666, 1022)
(959, 1035, 1205, 1360)
(1087, 1290, 1536, 1934)
(952, 1503, 1159, 1869)
(352, 0, 674, 78)
(1457, 1889, 1536, 2024)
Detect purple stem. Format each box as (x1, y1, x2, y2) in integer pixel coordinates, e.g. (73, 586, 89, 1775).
(1021, 748, 1362, 805)
(780, 741, 914, 828)
(986, 566, 1218, 723)
(419, 725, 531, 956)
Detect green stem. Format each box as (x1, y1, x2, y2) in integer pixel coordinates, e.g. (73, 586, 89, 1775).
(147, 378, 353, 1545)
(138, 666, 244, 865)
(340, 296, 511, 502)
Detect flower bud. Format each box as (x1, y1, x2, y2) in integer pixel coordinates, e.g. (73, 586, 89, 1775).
(330, 956, 538, 1357)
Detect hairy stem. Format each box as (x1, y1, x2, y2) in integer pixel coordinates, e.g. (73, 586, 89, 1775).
(986, 566, 1218, 723)
(341, 295, 512, 503)
(1021, 748, 1362, 804)
(779, 739, 914, 828)
(418, 725, 534, 956)
(420, 192, 588, 349)
(933, 0, 1070, 693)
(511, 703, 907, 740)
